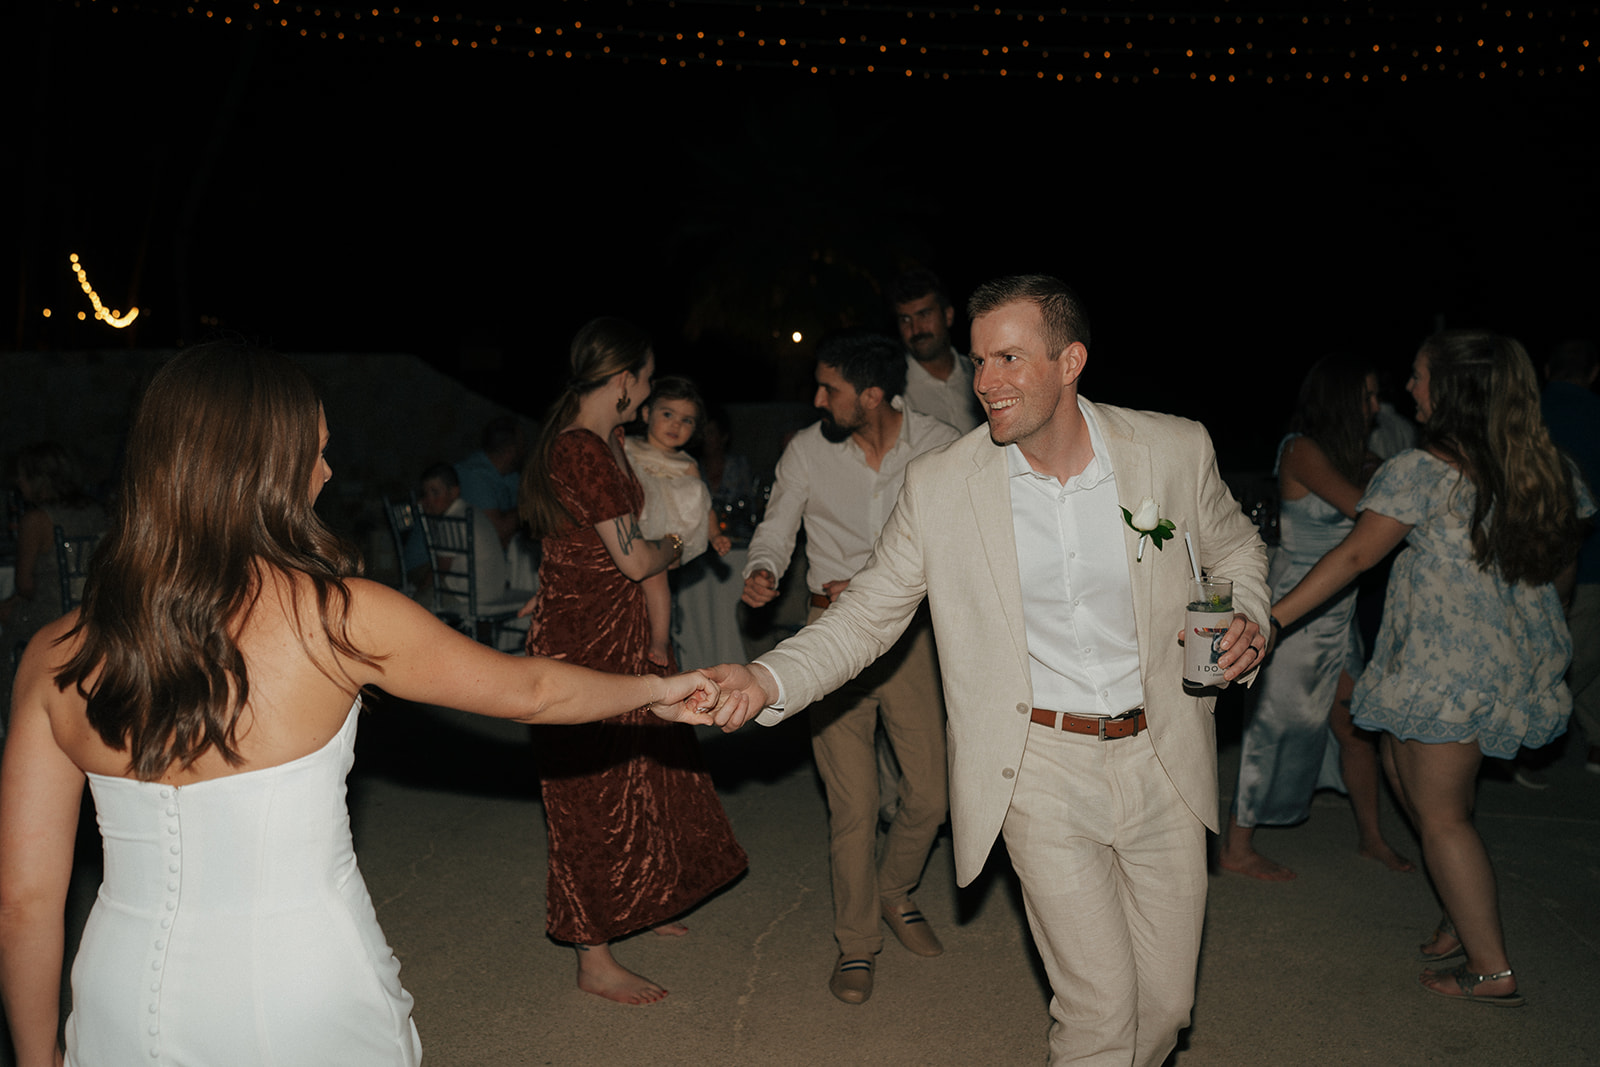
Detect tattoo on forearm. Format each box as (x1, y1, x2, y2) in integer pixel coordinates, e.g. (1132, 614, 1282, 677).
(614, 515, 643, 555)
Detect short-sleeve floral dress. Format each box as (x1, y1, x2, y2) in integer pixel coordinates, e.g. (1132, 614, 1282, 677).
(1351, 449, 1594, 759)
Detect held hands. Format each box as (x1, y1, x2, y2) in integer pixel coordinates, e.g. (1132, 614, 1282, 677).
(699, 662, 780, 730)
(645, 670, 744, 731)
(710, 533, 733, 557)
(741, 569, 779, 608)
(821, 579, 851, 602)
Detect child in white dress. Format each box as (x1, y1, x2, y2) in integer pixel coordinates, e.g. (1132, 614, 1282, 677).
(623, 377, 732, 668)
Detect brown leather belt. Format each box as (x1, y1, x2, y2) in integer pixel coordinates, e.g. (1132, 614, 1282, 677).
(1030, 707, 1148, 740)
(810, 593, 833, 610)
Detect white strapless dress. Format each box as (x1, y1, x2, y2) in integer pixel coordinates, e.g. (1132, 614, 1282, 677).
(66, 702, 423, 1066)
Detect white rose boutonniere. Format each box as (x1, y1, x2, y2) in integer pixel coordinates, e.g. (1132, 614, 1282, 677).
(1120, 496, 1176, 562)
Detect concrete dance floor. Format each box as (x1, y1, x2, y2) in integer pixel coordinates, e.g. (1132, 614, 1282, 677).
(26, 693, 1600, 1066)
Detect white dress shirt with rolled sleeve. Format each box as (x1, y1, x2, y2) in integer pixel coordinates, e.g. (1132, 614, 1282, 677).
(743, 401, 960, 594)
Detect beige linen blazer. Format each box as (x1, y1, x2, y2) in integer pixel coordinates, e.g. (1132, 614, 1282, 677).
(759, 400, 1270, 886)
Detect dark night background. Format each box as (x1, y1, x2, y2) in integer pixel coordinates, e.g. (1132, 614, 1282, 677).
(6, 1, 1597, 469)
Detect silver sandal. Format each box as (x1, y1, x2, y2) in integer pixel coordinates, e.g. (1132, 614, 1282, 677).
(1422, 964, 1525, 1007)
(1416, 917, 1466, 965)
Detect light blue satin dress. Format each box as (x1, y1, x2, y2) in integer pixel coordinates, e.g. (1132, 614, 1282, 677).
(1232, 437, 1361, 828)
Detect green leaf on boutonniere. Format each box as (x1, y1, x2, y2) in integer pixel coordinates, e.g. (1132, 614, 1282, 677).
(1147, 518, 1176, 550)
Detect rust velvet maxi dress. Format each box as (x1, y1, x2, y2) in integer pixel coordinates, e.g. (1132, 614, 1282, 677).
(523, 428, 747, 944)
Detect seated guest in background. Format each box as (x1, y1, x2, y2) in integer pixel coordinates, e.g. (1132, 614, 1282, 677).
(456, 416, 539, 591)
(455, 416, 524, 551)
(416, 463, 531, 627)
(2, 442, 105, 729)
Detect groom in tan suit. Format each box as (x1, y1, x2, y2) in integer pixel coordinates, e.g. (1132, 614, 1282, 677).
(712, 274, 1270, 1065)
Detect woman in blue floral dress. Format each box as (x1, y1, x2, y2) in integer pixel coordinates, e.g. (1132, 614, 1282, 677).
(1272, 329, 1592, 1007)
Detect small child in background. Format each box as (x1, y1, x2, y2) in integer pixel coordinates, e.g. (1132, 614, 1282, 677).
(623, 376, 732, 668)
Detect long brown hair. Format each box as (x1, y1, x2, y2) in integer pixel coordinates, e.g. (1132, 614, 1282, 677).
(1420, 328, 1580, 585)
(56, 344, 374, 779)
(1288, 354, 1374, 484)
(520, 317, 652, 539)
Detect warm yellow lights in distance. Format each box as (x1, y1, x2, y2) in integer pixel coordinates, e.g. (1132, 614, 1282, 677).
(65, 3, 1598, 84)
(68, 253, 140, 329)
(792, 331, 804, 343)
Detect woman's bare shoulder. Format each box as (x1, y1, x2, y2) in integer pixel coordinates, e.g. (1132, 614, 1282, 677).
(20, 612, 88, 685)
(13, 612, 94, 743)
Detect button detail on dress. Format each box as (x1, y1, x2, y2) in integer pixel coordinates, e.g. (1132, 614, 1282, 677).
(1002, 768, 1015, 779)
(1015, 702, 1028, 714)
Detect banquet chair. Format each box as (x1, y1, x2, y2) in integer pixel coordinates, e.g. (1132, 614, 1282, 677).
(10, 526, 100, 673)
(383, 494, 420, 595)
(55, 525, 101, 612)
(417, 506, 526, 647)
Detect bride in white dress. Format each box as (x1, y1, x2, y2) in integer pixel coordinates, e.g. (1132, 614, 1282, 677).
(0, 345, 749, 1067)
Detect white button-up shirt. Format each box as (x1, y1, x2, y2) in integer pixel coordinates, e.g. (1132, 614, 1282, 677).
(1008, 399, 1144, 717)
(904, 349, 982, 433)
(744, 402, 961, 593)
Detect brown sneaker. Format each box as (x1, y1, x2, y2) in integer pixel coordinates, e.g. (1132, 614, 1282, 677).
(828, 955, 875, 1004)
(881, 900, 944, 957)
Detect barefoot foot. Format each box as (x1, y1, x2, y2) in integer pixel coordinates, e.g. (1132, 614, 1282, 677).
(1359, 840, 1415, 873)
(1219, 847, 1297, 881)
(651, 921, 689, 937)
(574, 944, 668, 1005)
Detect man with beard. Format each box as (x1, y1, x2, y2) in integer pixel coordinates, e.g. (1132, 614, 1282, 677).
(891, 267, 982, 432)
(714, 275, 1270, 1065)
(741, 330, 959, 1004)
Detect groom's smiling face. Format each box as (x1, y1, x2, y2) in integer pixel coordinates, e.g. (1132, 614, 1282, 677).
(969, 301, 1082, 454)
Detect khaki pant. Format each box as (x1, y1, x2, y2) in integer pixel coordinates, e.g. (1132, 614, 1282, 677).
(806, 603, 947, 957)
